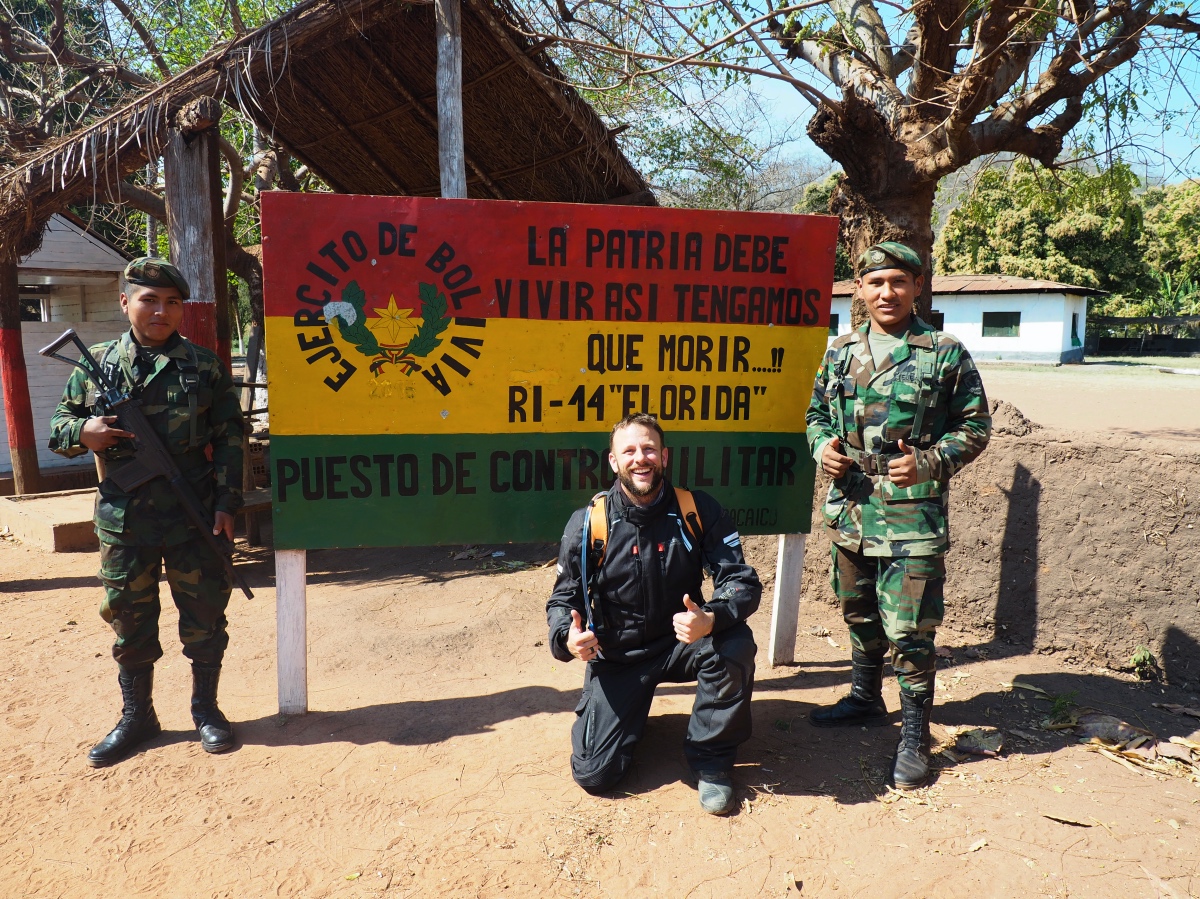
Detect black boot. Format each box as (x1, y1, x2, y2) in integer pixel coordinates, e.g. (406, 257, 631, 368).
(191, 663, 235, 753)
(86, 667, 162, 767)
(892, 690, 935, 789)
(809, 650, 889, 727)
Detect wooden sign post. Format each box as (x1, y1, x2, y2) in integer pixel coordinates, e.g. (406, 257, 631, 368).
(261, 194, 836, 713)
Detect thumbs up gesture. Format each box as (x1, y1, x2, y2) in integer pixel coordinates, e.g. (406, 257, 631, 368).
(567, 609, 600, 661)
(821, 435, 853, 479)
(673, 594, 715, 645)
(887, 439, 919, 488)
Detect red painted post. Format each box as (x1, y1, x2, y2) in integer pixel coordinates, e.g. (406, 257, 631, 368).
(0, 259, 42, 494)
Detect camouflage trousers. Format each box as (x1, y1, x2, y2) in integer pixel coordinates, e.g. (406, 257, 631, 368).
(98, 538, 232, 671)
(830, 545, 945, 693)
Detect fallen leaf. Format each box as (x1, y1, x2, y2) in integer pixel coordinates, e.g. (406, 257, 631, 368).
(345, 872, 361, 881)
(1157, 743, 1195, 763)
(1153, 702, 1200, 720)
(1006, 680, 1049, 696)
(955, 726, 1004, 757)
(1076, 712, 1154, 746)
(1168, 819, 1181, 830)
(935, 646, 954, 659)
(967, 838, 987, 852)
(1053, 785, 1065, 793)
(1169, 735, 1200, 752)
(1010, 728, 1045, 744)
(825, 636, 840, 649)
(1043, 814, 1093, 827)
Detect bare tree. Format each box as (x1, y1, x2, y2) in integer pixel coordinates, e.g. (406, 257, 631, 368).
(520, 0, 1200, 319)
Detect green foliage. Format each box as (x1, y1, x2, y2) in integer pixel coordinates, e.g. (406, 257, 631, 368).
(797, 172, 851, 280)
(1140, 180, 1200, 288)
(936, 159, 1154, 297)
(1130, 646, 1160, 681)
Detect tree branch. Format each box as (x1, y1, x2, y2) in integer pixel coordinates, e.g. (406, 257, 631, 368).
(107, 0, 171, 78)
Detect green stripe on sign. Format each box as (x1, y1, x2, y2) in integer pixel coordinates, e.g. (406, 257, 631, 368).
(269, 432, 814, 549)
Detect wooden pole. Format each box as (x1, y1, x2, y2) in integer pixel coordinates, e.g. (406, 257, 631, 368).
(0, 259, 42, 495)
(435, 0, 467, 199)
(164, 98, 230, 369)
(768, 533, 805, 666)
(276, 549, 308, 715)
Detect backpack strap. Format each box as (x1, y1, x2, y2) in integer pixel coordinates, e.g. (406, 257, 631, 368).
(580, 491, 609, 647)
(673, 487, 703, 546)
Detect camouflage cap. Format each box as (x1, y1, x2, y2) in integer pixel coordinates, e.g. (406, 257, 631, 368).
(856, 241, 923, 277)
(123, 257, 191, 299)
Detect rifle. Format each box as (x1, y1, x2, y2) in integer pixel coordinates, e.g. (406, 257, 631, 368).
(40, 328, 254, 600)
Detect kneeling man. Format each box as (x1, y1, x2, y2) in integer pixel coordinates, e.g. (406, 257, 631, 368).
(546, 414, 762, 815)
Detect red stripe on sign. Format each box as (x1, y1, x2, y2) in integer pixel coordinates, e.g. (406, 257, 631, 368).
(262, 194, 837, 327)
(0, 326, 37, 451)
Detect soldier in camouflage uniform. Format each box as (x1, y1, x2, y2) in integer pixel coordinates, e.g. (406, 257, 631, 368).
(805, 242, 991, 789)
(48, 258, 244, 767)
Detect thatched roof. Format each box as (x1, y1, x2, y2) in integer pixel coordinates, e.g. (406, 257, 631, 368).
(0, 0, 651, 255)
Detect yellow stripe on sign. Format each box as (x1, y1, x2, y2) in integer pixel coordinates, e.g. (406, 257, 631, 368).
(265, 315, 829, 436)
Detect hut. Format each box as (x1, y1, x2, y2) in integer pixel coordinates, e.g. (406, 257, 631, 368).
(0, 0, 652, 493)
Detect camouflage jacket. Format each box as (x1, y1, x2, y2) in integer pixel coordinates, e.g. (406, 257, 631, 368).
(48, 330, 244, 546)
(806, 317, 991, 557)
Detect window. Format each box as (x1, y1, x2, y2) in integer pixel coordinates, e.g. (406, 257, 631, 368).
(19, 298, 42, 322)
(982, 311, 1021, 337)
(828, 313, 840, 336)
(928, 310, 945, 329)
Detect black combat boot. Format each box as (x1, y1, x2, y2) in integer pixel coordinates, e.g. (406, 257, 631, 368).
(86, 666, 162, 767)
(809, 650, 889, 727)
(191, 663, 235, 753)
(892, 689, 935, 790)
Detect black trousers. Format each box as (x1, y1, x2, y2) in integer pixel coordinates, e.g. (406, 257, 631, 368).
(570, 622, 756, 794)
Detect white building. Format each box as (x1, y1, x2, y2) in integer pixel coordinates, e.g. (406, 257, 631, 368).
(830, 275, 1098, 363)
(1, 213, 130, 475)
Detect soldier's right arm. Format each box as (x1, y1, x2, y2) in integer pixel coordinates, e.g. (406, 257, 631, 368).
(805, 346, 838, 464)
(546, 508, 588, 662)
(47, 366, 94, 459)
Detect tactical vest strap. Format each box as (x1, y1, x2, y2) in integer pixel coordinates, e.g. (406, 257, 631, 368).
(177, 340, 203, 449)
(908, 331, 939, 444)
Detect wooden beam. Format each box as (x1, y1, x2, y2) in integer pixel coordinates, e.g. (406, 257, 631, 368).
(768, 533, 805, 666)
(436, 0, 468, 199)
(352, 40, 505, 199)
(0, 258, 42, 494)
(276, 548, 308, 714)
(164, 100, 229, 368)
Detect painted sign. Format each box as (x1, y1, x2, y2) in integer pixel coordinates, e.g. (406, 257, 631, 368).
(262, 194, 836, 549)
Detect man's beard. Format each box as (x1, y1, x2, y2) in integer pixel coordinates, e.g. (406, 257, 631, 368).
(617, 464, 663, 498)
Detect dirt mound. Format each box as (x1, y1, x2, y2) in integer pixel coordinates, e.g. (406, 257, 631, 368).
(797, 400, 1200, 680)
(989, 397, 1040, 436)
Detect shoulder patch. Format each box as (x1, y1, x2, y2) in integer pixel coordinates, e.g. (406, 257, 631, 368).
(959, 368, 985, 396)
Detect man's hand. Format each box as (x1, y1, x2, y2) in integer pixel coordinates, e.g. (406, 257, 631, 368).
(80, 415, 135, 452)
(213, 511, 235, 541)
(887, 439, 919, 487)
(673, 595, 715, 644)
(821, 436, 853, 479)
(566, 610, 601, 662)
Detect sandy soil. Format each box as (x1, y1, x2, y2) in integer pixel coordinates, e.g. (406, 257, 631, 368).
(2, 370, 1199, 898)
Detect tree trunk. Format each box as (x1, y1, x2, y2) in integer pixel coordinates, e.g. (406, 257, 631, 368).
(807, 96, 939, 328)
(831, 180, 937, 327)
(0, 259, 42, 494)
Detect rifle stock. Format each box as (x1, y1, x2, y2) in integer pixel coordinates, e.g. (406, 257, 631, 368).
(41, 329, 254, 600)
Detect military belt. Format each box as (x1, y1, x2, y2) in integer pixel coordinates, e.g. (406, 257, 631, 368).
(843, 446, 900, 477)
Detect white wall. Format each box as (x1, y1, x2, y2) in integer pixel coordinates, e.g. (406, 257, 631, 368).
(0, 322, 126, 474)
(825, 290, 1084, 361)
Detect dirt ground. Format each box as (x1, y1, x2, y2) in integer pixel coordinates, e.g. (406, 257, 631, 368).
(2, 363, 1199, 899)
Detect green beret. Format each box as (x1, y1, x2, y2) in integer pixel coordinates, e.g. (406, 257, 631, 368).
(856, 241, 923, 277)
(124, 257, 191, 299)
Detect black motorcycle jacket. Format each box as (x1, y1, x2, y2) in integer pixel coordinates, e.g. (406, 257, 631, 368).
(546, 479, 762, 663)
